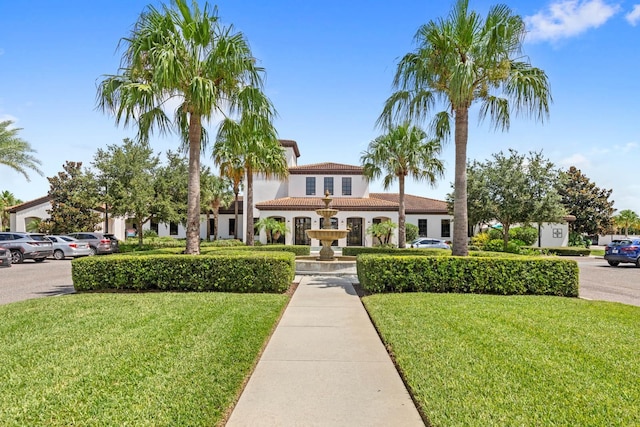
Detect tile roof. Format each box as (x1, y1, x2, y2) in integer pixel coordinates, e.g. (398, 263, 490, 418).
(279, 139, 300, 158)
(255, 196, 399, 211)
(289, 162, 364, 175)
(7, 195, 52, 213)
(256, 193, 449, 214)
(369, 193, 449, 214)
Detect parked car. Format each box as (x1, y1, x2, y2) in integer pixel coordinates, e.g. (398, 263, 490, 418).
(0, 246, 11, 267)
(66, 232, 116, 255)
(410, 238, 451, 249)
(0, 232, 53, 264)
(45, 235, 93, 260)
(604, 238, 640, 267)
(103, 233, 120, 253)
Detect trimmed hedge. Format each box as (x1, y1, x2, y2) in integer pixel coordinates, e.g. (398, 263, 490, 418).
(203, 244, 311, 256)
(72, 251, 295, 293)
(524, 246, 591, 256)
(357, 255, 579, 297)
(342, 246, 450, 257)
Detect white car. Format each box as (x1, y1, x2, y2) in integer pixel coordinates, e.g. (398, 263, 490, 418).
(46, 235, 93, 260)
(410, 238, 451, 249)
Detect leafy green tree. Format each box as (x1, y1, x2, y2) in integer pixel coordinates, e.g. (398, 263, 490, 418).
(613, 209, 639, 236)
(558, 166, 615, 236)
(214, 108, 288, 246)
(469, 150, 565, 250)
(0, 120, 43, 181)
(46, 161, 102, 234)
(97, 0, 271, 254)
(447, 161, 494, 235)
(361, 123, 444, 248)
(154, 151, 189, 228)
(92, 138, 161, 248)
(0, 190, 22, 231)
(379, 0, 551, 255)
(255, 217, 288, 244)
(200, 168, 233, 241)
(405, 223, 419, 242)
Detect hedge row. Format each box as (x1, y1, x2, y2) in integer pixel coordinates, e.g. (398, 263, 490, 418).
(72, 251, 295, 293)
(342, 246, 450, 256)
(523, 246, 591, 256)
(357, 255, 579, 297)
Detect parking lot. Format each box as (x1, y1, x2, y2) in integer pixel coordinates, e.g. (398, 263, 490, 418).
(0, 256, 638, 307)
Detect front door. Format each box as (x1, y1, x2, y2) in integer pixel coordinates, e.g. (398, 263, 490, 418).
(294, 217, 311, 245)
(346, 217, 363, 246)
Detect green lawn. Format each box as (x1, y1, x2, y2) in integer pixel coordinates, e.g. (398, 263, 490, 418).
(0, 292, 288, 426)
(363, 293, 639, 426)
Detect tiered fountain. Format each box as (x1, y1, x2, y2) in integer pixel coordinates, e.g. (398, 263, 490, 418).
(305, 191, 349, 260)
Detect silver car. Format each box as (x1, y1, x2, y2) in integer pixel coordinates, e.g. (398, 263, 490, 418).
(410, 238, 451, 250)
(0, 232, 53, 264)
(46, 235, 93, 260)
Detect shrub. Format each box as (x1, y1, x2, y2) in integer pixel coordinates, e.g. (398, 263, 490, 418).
(524, 246, 590, 256)
(342, 246, 449, 257)
(510, 226, 538, 246)
(405, 223, 419, 242)
(357, 255, 579, 297)
(143, 229, 158, 238)
(72, 251, 295, 293)
(471, 232, 491, 250)
(484, 239, 505, 252)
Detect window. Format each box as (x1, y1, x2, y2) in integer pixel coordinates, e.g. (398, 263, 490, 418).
(229, 218, 236, 236)
(169, 222, 178, 236)
(306, 177, 316, 195)
(418, 219, 428, 237)
(441, 219, 451, 238)
(324, 177, 334, 195)
(342, 177, 352, 196)
(150, 219, 159, 234)
(553, 228, 562, 238)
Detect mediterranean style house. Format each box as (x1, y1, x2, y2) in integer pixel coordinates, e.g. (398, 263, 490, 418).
(7, 139, 571, 247)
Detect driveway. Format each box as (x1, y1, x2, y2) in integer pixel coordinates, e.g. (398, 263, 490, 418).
(575, 256, 640, 306)
(0, 259, 75, 305)
(0, 256, 638, 307)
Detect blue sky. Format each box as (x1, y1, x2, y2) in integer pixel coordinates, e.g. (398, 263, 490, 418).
(1, 0, 639, 214)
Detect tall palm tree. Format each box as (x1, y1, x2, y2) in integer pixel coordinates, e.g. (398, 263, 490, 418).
(613, 209, 640, 237)
(216, 151, 244, 239)
(0, 190, 22, 231)
(97, 0, 272, 254)
(200, 169, 234, 241)
(214, 101, 288, 246)
(379, 0, 551, 255)
(361, 123, 444, 248)
(0, 120, 43, 181)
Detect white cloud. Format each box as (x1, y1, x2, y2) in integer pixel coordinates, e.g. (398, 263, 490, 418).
(614, 141, 638, 152)
(0, 114, 18, 125)
(626, 4, 640, 25)
(559, 153, 591, 168)
(525, 0, 620, 43)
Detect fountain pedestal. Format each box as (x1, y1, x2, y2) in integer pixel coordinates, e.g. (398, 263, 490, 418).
(305, 191, 348, 261)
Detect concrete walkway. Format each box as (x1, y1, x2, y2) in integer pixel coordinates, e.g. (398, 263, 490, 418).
(226, 275, 424, 427)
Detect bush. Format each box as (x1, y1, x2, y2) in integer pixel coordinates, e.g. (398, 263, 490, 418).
(342, 246, 450, 257)
(484, 239, 506, 252)
(510, 226, 538, 246)
(523, 246, 590, 256)
(357, 255, 579, 297)
(72, 251, 295, 293)
(405, 223, 419, 242)
(471, 232, 491, 250)
(143, 229, 158, 238)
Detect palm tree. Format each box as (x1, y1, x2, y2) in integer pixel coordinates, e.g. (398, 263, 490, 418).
(613, 209, 640, 237)
(0, 120, 43, 181)
(200, 169, 234, 241)
(0, 190, 22, 231)
(214, 102, 288, 246)
(379, 0, 551, 255)
(215, 147, 244, 239)
(97, 0, 271, 254)
(361, 123, 444, 248)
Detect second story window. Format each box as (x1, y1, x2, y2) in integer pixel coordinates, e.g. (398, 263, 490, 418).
(342, 177, 352, 196)
(324, 177, 334, 195)
(306, 177, 316, 195)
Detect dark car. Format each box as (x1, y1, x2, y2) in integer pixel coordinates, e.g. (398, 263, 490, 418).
(0, 246, 11, 267)
(66, 232, 116, 255)
(0, 232, 54, 264)
(604, 238, 640, 267)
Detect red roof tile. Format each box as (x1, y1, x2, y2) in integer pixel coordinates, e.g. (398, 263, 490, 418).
(289, 162, 363, 175)
(370, 193, 449, 214)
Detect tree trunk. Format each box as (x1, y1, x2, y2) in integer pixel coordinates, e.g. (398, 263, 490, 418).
(213, 205, 220, 241)
(137, 215, 144, 249)
(245, 169, 254, 246)
(233, 186, 239, 239)
(452, 107, 469, 256)
(186, 113, 202, 255)
(398, 175, 406, 248)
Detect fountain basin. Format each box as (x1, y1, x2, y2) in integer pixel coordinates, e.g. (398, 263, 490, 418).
(305, 229, 348, 241)
(295, 256, 356, 275)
